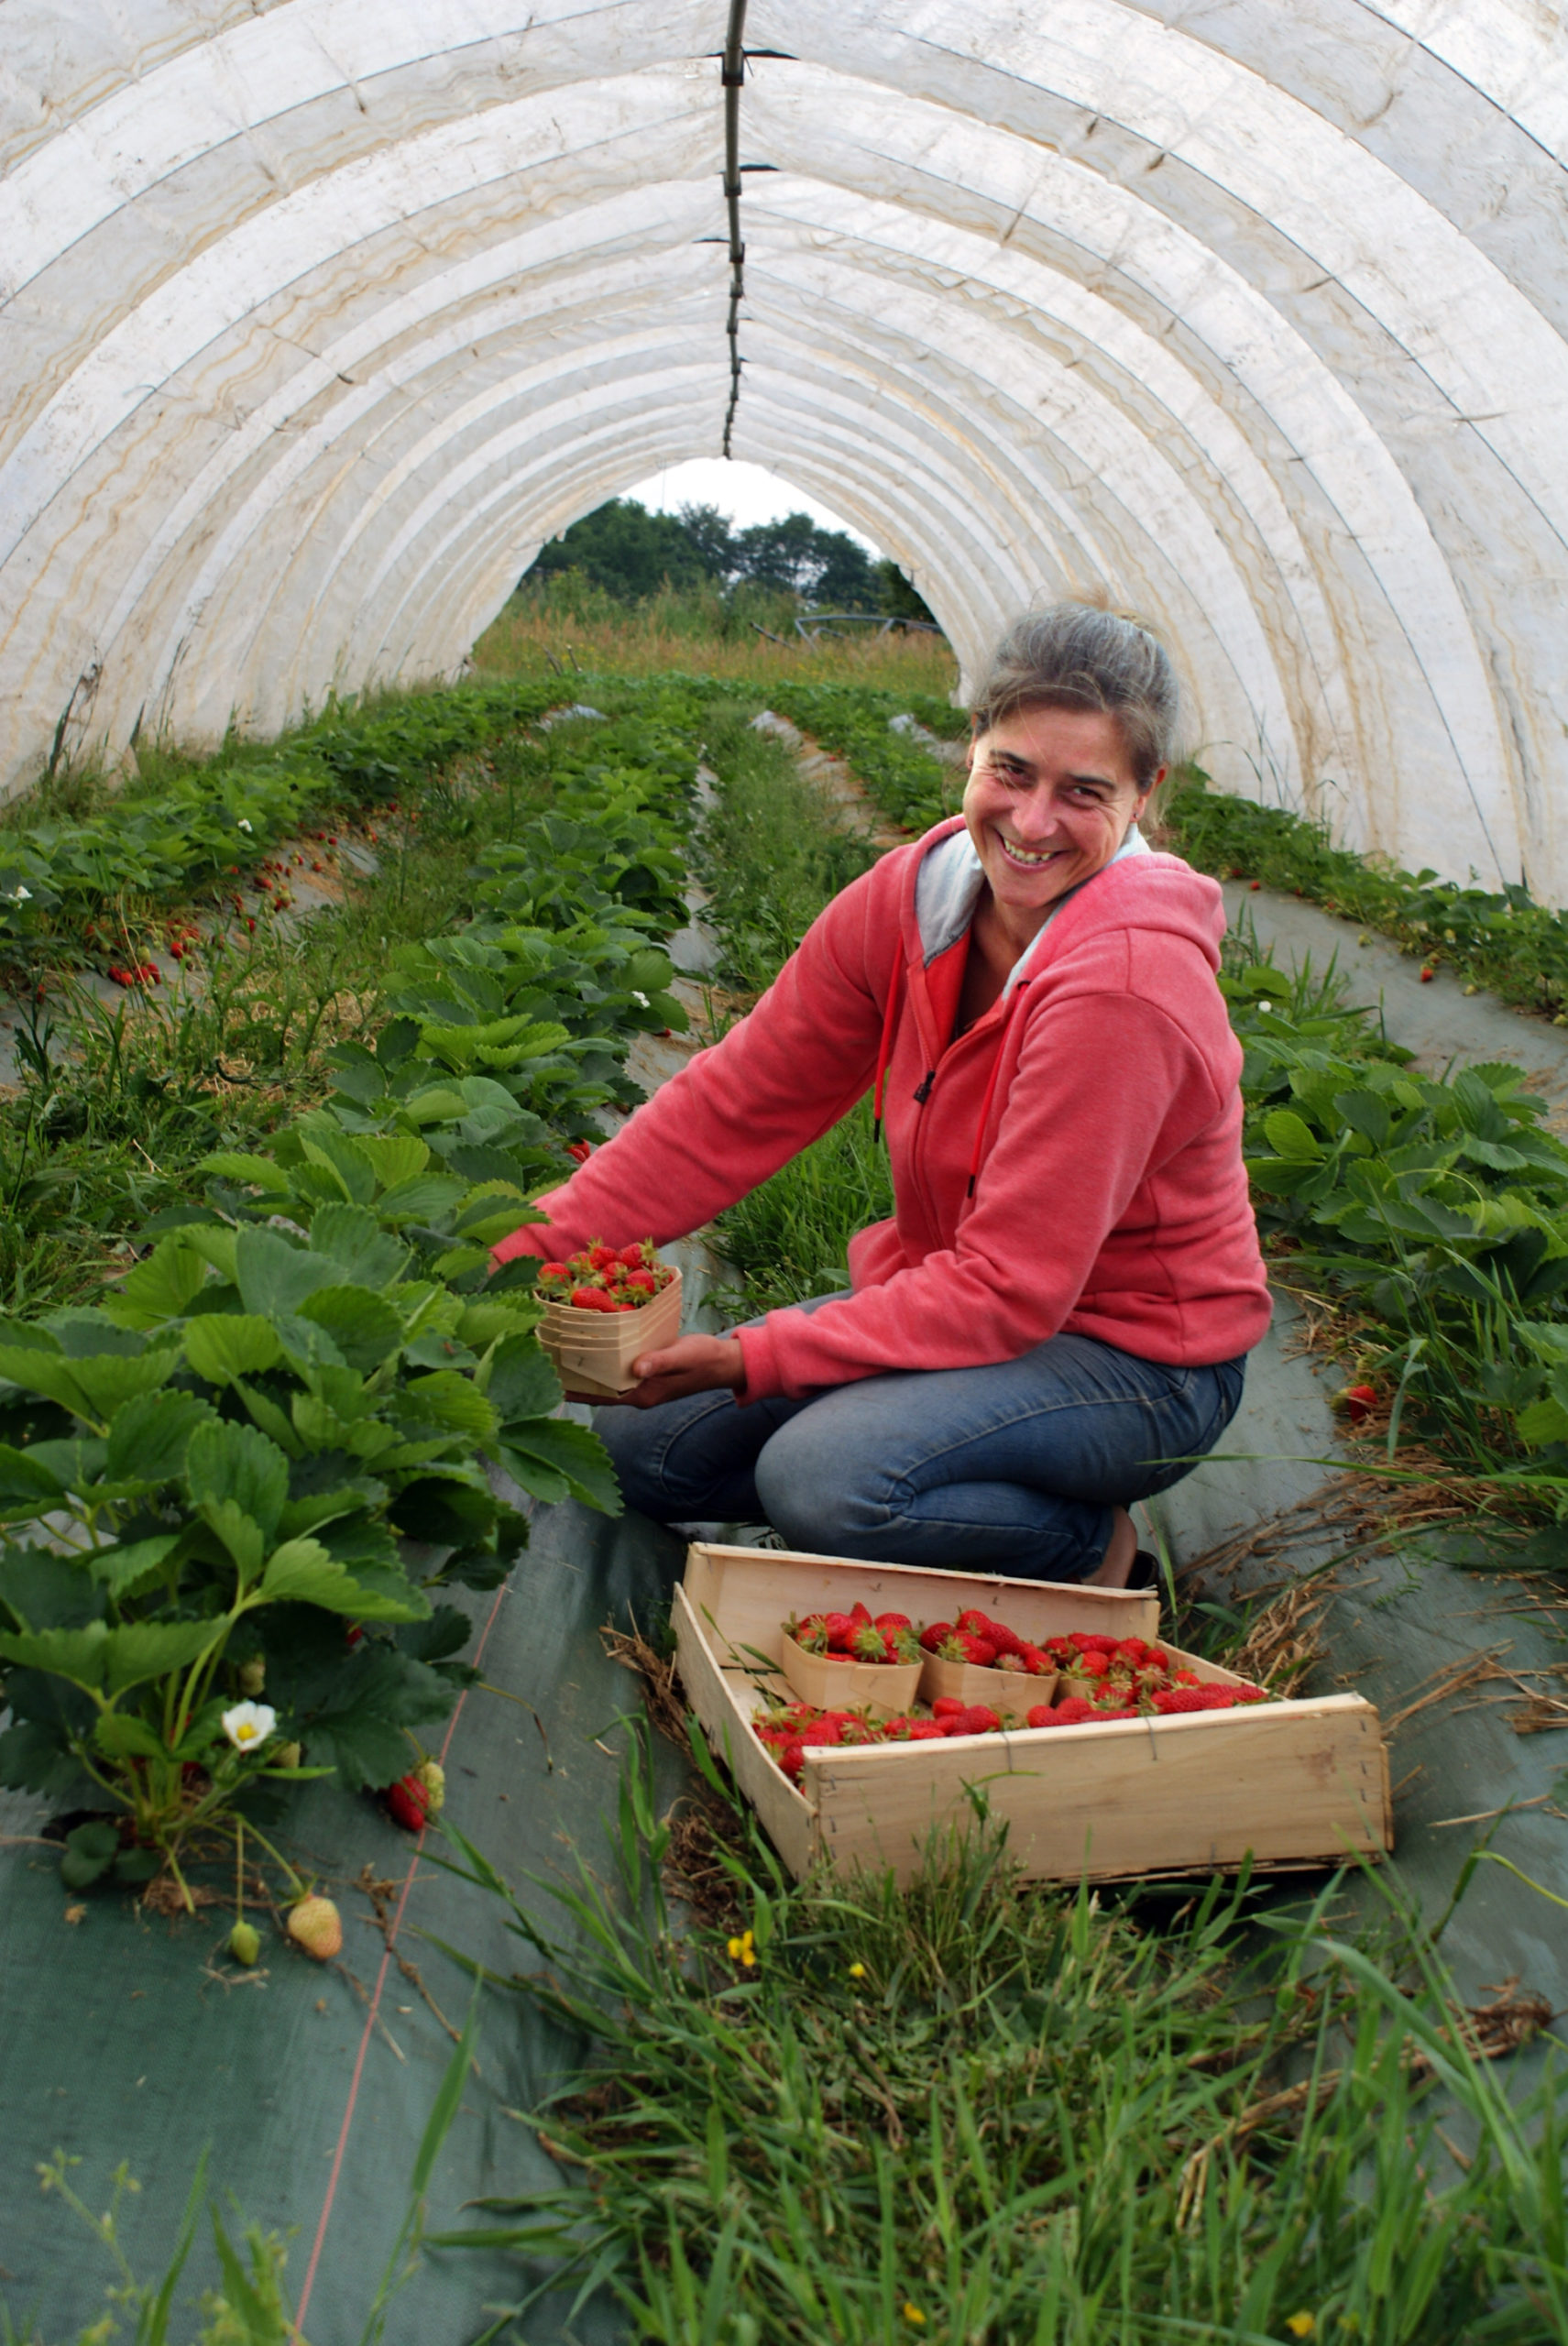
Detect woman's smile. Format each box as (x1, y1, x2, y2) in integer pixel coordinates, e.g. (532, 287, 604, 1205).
(962, 703, 1159, 955)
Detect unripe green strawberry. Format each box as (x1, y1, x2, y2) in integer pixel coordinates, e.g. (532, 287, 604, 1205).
(287, 1894, 342, 1961)
(416, 1759, 445, 1816)
(237, 1657, 266, 1697)
(230, 1919, 260, 1967)
(274, 1741, 302, 1770)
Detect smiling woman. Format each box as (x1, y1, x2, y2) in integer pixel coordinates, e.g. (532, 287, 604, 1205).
(493, 602, 1271, 1586)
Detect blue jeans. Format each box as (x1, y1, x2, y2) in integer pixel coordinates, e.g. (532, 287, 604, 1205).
(595, 1303, 1247, 1581)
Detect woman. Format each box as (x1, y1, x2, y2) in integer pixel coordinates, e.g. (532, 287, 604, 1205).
(493, 604, 1271, 1586)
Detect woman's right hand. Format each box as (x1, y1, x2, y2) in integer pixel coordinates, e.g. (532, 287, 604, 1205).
(595, 1332, 746, 1409)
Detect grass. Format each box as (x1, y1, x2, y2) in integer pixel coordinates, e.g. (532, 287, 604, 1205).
(474, 575, 959, 701)
(439, 1726, 1568, 2343)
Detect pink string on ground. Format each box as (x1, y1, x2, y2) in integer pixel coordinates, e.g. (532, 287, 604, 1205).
(291, 1574, 515, 2339)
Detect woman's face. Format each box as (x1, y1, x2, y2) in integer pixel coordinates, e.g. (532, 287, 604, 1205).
(962, 703, 1157, 935)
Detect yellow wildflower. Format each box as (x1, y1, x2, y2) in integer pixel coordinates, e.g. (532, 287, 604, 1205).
(727, 1929, 757, 1968)
(1285, 2318, 1316, 2340)
(849, 1961, 867, 1979)
(903, 2308, 926, 2328)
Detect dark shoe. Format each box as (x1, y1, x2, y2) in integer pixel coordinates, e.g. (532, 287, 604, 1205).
(1127, 1550, 1160, 1592)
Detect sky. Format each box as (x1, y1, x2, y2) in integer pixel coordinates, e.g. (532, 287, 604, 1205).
(626, 456, 880, 554)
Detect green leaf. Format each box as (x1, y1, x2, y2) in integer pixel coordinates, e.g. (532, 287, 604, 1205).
(1332, 1089, 1392, 1149)
(0, 1345, 96, 1419)
(0, 1620, 112, 1689)
(301, 1126, 378, 1205)
(259, 1536, 429, 1621)
(101, 1238, 210, 1330)
(373, 1175, 468, 1225)
(199, 1151, 291, 1195)
(309, 1203, 410, 1289)
(93, 1711, 170, 1761)
(298, 1286, 405, 1373)
(186, 1419, 290, 1544)
(0, 1442, 69, 1507)
(181, 1223, 239, 1282)
(1515, 1397, 1568, 1448)
(60, 1820, 120, 1890)
(234, 1226, 341, 1318)
(0, 1546, 104, 1630)
(499, 1420, 622, 1515)
(65, 1348, 181, 1423)
(483, 1332, 562, 1420)
(398, 1371, 499, 1444)
(104, 1389, 215, 1486)
(356, 1134, 430, 1190)
(89, 1534, 181, 1601)
(183, 1314, 284, 1385)
(1263, 1110, 1322, 1162)
(103, 1618, 217, 1695)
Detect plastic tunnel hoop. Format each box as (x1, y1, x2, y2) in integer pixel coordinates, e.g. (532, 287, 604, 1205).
(4, 6, 1568, 900)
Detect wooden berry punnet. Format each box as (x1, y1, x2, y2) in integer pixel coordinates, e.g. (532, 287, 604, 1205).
(535, 1240, 682, 1398)
(673, 1543, 1392, 1888)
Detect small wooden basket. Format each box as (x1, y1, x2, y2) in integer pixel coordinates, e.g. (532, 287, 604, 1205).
(539, 1267, 683, 1398)
(919, 1654, 1058, 1720)
(779, 1631, 922, 1719)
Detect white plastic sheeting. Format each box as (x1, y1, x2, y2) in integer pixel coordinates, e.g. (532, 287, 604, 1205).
(3, 2, 1568, 894)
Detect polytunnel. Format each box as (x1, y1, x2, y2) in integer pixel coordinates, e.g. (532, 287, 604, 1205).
(5, 3, 1568, 897)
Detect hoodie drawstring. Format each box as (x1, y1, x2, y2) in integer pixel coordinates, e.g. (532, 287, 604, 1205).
(871, 948, 905, 1144)
(965, 980, 1029, 1198)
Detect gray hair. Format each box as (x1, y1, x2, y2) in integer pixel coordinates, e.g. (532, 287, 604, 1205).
(970, 602, 1180, 790)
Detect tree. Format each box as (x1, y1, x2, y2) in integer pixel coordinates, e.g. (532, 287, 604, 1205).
(520, 496, 883, 611)
(876, 561, 938, 624)
(527, 499, 707, 599)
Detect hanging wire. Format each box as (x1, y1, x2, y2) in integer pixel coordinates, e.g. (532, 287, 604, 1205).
(720, 0, 749, 456)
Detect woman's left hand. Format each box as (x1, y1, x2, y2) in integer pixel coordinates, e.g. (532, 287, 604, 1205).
(595, 1332, 745, 1409)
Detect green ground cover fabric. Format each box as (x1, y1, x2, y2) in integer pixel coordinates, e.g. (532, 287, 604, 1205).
(0, 1475, 689, 2342)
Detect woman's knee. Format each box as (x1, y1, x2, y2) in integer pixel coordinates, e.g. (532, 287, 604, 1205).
(752, 1408, 894, 1553)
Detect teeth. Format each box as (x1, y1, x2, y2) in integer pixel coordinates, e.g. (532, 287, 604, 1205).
(998, 837, 1058, 867)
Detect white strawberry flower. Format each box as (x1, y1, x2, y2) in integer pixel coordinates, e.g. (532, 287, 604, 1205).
(631, 990, 650, 1008)
(222, 1700, 277, 1752)
(236, 817, 253, 833)
(11, 885, 30, 903)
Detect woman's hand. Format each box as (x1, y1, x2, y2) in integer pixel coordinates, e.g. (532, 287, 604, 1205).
(598, 1332, 745, 1409)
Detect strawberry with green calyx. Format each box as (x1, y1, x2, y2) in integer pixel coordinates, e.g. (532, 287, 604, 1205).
(874, 1612, 912, 1634)
(919, 1622, 953, 1653)
(230, 1919, 261, 1967)
(786, 1612, 833, 1655)
(941, 1705, 1003, 1738)
(383, 1772, 432, 1833)
(936, 1629, 997, 1667)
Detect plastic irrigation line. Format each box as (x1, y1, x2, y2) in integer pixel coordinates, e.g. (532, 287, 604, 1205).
(0, 1483, 691, 2344)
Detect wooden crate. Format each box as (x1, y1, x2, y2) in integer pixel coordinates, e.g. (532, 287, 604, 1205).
(674, 1543, 1392, 1887)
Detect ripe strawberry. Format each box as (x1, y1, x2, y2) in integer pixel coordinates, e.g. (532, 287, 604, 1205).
(587, 1244, 620, 1270)
(919, 1622, 953, 1653)
(938, 1631, 997, 1666)
(850, 1623, 892, 1661)
(624, 1269, 657, 1295)
(942, 1705, 1002, 1738)
(874, 1612, 911, 1633)
(539, 1261, 570, 1280)
(569, 1287, 615, 1311)
(620, 1244, 647, 1267)
(905, 1720, 946, 1740)
(1017, 1644, 1051, 1675)
(821, 1612, 856, 1650)
(384, 1772, 431, 1832)
(1071, 1650, 1110, 1679)
(287, 1895, 343, 1961)
(1340, 1382, 1376, 1424)
(930, 1696, 968, 1718)
(565, 1140, 594, 1164)
(1069, 1632, 1121, 1656)
(1025, 1704, 1057, 1729)
(1049, 1696, 1102, 1725)
(1154, 1688, 1212, 1715)
(983, 1621, 1026, 1659)
(955, 1608, 992, 1635)
(779, 1739, 806, 1778)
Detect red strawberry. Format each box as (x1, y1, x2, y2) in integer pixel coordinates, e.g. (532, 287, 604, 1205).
(565, 1140, 594, 1164)
(1341, 1382, 1376, 1424)
(849, 1602, 874, 1628)
(942, 1705, 1002, 1737)
(930, 1697, 968, 1719)
(384, 1772, 431, 1833)
(624, 1269, 657, 1294)
(1069, 1633, 1120, 1655)
(1153, 1688, 1212, 1715)
(919, 1622, 953, 1653)
(874, 1612, 911, 1634)
(984, 1621, 1026, 1659)
(905, 1721, 946, 1740)
(586, 1244, 620, 1270)
(955, 1608, 992, 1635)
(1049, 1696, 1102, 1725)
(1072, 1650, 1111, 1679)
(569, 1287, 615, 1311)
(779, 1739, 806, 1778)
(1017, 1644, 1051, 1675)
(620, 1244, 647, 1267)
(822, 1612, 856, 1650)
(939, 1631, 997, 1666)
(850, 1623, 889, 1661)
(538, 1262, 570, 1280)
(1026, 1703, 1058, 1728)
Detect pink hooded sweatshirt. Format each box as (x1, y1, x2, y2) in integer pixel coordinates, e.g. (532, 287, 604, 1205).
(492, 815, 1271, 1402)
